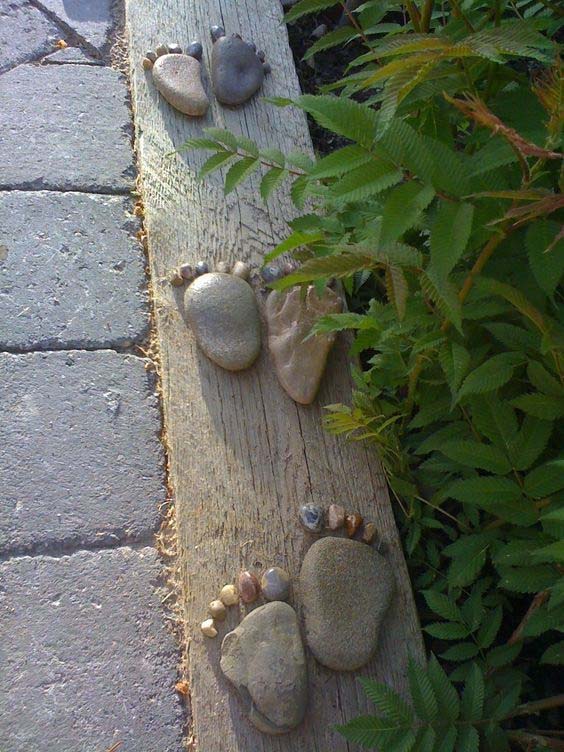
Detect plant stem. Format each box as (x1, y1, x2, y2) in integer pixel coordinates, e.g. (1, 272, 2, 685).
(507, 590, 550, 645)
(449, 0, 475, 31)
(405, 0, 423, 31)
(512, 694, 564, 718)
(339, 1, 371, 47)
(421, 0, 435, 31)
(508, 731, 564, 750)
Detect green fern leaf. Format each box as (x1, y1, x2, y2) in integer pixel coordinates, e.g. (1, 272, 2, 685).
(224, 157, 259, 195)
(461, 664, 484, 722)
(457, 353, 524, 401)
(427, 655, 460, 721)
(456, 726, 479, 752)
(408, 658, 439, 721)
(260, 167, 288, 201)
(420, 270, 462, 332)
(309, 145, 373, 179)
(284, 0, 340, 23)
(336, 715, 415, 749)
(265, 230, 324, 263)
(311, 312, 371, 335)
(423, 591, 463, 622)
(466, 19, 555, 64)
(179, 136, 225, 151)
(511, 393, 564, 419)
(524, 459, 564, 498)
(540, 640, 564, 665)
(430, 201, 474, 279)
(438, 440, 511, 474)
(331, 160, 402, 201)
(443, 476, 537, 525)
(380, 182, 435, 245)
(359, 678, 413, 725)
(273, 252, 376, 290)
(198, 151, 236, 178)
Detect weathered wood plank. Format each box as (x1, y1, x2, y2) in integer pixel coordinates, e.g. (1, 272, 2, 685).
(125, 1, 424, 750)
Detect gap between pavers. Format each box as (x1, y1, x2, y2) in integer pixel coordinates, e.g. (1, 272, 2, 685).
(0, 546, 184, 752)
(0, 350, 165, 557)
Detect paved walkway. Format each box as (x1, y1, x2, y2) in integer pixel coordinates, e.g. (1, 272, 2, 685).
(0, 3, 183, 750)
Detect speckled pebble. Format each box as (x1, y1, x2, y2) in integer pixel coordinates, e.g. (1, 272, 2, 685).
(201, 618, 218, 638)
(232, 260, 250, 280)
(216, 261, 231, 273)
(170, 270, 184, 287)
(362, 522, 377, 544)
(209, 599, 227, 621)
(195, 261, 209, 275)
(180, 263, 195, 280)
(239, 570, 260, 604)
(299, 503, 324, 533)
(327, 503, 345, 530)
(219, 584, 239, 606)
(345, 513, 363, 538)
(261, 264, 282, 283)
(260, 567, 290, 601)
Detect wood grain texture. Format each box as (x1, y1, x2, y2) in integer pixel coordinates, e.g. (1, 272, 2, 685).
(125, 1, 424, 750)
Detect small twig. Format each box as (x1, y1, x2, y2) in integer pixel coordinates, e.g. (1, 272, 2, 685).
(339, 1, 370, 47)
(105, 743, 123, 752)
(507, 590, 551, 645)
(508, 731, 564, 751)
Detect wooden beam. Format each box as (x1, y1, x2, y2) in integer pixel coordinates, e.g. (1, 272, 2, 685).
(125, 1, 424, 749)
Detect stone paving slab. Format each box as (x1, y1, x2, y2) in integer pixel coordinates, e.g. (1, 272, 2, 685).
(0, 547, 184, 752)
(43, 45, 104, 64)
(0, 350, 164, 555)
(0, 191, 148, 351)
(35, 0, 114, 52)
(0, 0, 60, 73)
(0, 64, 135, 192)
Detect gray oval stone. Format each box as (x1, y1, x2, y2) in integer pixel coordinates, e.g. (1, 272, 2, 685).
(300, 537, 395, 671)
(220, 601, 308, 734)
(261, 567, 291, 601)
(185, 272, 261, 371)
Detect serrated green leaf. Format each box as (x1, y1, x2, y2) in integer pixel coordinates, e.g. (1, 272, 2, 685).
(423, 591, 463, 622)
(260, 147, 285, 167)
(203, 127, 239, 150)
(415, 726, 436, 752)
(359, 678, 413, 724)
(260, 167, 288, 201)
(303, 25, 359, 59)
(309, 145, 373, 180)
(508, 416, 553, 471)
(235, 135, 259, 157)
(522, 603, 564, 636)
(331, 160, 402, 201)
(527, 362, 563, 398)
(265, 230, 324, 263)
(284, 0, 340, 23)
(385, 264, 408, 320)
(483, 322, 538, 352)
(179, 137, 226, 151)
(461, 664, 484, 722)
(526, 219, 564, 298)
(487, 641, 522, 669)
(511, 393, 564, 419)
(499, 565, 556, 592)
(531, 540, 564, 564)
(272, 252, 376, 290)
(439, 342, 471, 393)
(444, 532, 496, 587)
(336, 715, 415, 748)
(290, 174, 311, 208)
(440, 643, 480, 661)
(408, 658, 438, 721)
(443, 476, 537, 525)
(425, 622, 470, 639)
(380, 182, 436, 245)
(430, 201, 474, 279)
(541, 640, 564, 665)
(420, 270, 462, 333)
(456, 726, 479, 752)
(476, 605, 503, 648)
(524, 459, 564, 498)
(427, 654, 460, 721)
(457, 353, 524, 401)
(435, 725, 457, 752)
(224, 157, 259, 195)
(438, 440, 511, 474)
(296, 94, 379, 148)
(198, 150, 236, 178)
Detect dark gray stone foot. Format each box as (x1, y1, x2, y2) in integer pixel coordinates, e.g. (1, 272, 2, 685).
(210, 26, 269, 106)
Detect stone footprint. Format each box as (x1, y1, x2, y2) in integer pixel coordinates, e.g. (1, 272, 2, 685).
(210, 26, 270, 106)
(185, 261, 261, 371)
(142, 42, 209, 117)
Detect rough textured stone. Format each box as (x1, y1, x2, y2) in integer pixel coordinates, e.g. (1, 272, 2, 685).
(185, 272, 261, 371)
(345, 512, 363, 538)
(261, 566, 291, 601)
(300, 537, 395, 671)
(239, 570, 260, 604)
(43, 46, 103, 64)
(362, 522, 378, 544)
(34, 0, 114, 52)
(0, 0, 59, 73)
(151, 53, 209, 116)
(299, 503, 324, 533)
(219, 583, 239, 606)
(220, 602, 307, 734)
(0, 547, 184, 752)
(0, 351, 164, 555)
(211, 33, 267, 106)
(0, 191, 148, 351)
(266, 285, 343, 404)
(327, 503, 345, 530)
(0, 65, 135, 192)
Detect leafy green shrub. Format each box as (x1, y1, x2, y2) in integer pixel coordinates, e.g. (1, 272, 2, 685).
(182, 0, 563, 748)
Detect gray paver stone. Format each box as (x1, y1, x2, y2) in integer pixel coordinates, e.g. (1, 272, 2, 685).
(0, 191, 148, 351)
(0, 547, 184, 752)
(36, 0, 114, 52)
(43, 45, 103, 64)
(0, 0, 59, 73)
(0, 350, 164, 555)
(0, 64, 135, 191)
